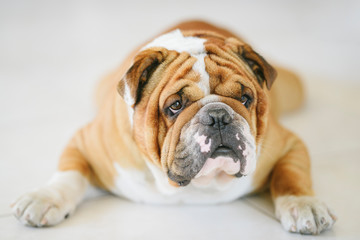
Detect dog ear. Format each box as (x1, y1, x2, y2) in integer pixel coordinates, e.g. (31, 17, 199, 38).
(239, 44, 277, 90)
(118, 49, 168, 106)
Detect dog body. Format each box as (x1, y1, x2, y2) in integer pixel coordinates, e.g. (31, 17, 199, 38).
(12, 21, 336, 234)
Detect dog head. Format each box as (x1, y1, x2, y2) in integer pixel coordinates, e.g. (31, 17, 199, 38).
(117, 29, 276, 187)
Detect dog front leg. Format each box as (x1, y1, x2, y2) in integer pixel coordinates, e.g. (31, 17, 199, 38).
(270, 132, 336, 234)
(11, 135, 90, 227)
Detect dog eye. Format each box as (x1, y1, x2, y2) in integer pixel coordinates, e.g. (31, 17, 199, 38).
(169, 100, 182, 114)
(240, 94, 252, 108)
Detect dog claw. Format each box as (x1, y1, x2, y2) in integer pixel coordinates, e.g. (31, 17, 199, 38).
(40, 218, 48, 226)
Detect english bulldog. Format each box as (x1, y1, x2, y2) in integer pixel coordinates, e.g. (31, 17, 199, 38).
(11, 20, 336, 234)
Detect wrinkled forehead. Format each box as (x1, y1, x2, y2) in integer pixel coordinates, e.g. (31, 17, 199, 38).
(142, 29, 211, 95)
(141, 29, 258, 98)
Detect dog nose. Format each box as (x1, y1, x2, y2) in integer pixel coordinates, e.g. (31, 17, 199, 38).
(201, 108, 232, 129)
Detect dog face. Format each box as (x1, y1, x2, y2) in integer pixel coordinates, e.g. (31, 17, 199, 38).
(118, 30, 276, 187)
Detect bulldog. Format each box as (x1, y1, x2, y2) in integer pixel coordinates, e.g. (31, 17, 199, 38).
(11, 20, 336, 234)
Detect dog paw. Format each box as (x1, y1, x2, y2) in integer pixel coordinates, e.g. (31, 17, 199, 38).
(11, 187, 74, 227)
(275, 195, 337, 235)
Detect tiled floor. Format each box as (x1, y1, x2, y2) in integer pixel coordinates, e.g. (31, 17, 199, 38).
(1, 1, 359, 239)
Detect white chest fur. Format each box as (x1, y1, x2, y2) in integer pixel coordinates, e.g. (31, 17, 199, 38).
(111, 162, 255, 204)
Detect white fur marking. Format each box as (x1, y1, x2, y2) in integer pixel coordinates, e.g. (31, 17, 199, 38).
(143, 29, 206, 55)
(143, 29, 210, 95)
(123, 81, 135, 106)
(112, 160, 255, 204)
(192, 53, 210, 95)
(194, 132, 212, 153)
(126, 104, 134, 128)
(122, 80, 135, 127)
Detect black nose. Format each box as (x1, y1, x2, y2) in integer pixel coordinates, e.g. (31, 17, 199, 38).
(200, 108, 232, 129)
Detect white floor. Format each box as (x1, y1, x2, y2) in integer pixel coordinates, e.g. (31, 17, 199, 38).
(1, 0, 360, 239)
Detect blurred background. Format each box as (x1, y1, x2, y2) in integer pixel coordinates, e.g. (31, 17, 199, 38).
(1, 0, 359, 239)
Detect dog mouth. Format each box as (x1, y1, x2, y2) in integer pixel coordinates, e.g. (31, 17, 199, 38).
(211, 145, 238, 159)
(192, 145, 242, 185)
(168, 145, 243, 187)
